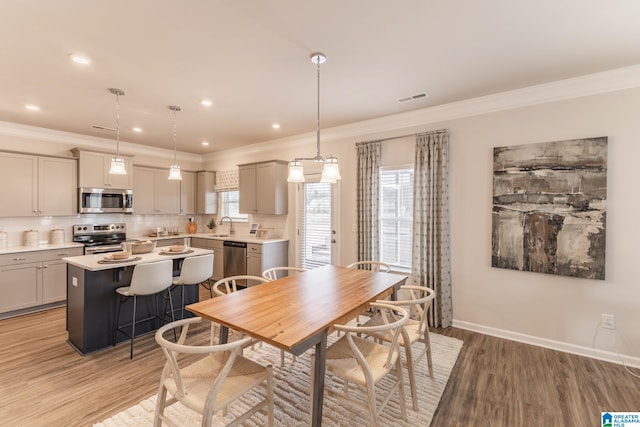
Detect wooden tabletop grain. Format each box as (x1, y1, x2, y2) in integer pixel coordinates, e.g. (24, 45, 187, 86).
(187, 265, 407, 354)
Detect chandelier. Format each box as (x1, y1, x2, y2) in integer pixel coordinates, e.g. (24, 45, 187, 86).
(108, 88, 127, 175)
(287, 53, 341, 183)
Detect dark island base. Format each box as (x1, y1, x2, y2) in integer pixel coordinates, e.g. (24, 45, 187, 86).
(66, 261, 199, 355)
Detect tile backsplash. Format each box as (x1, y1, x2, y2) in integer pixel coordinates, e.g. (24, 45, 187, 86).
(0, 213, 289, 248)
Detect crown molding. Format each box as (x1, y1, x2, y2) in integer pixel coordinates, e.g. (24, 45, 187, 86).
(0, 120, 201, 163)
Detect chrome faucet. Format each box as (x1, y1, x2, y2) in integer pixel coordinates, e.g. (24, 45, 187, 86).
(219, 216, 235, 234)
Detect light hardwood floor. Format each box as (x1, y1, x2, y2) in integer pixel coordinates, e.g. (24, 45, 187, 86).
(0, 293, 638, 426)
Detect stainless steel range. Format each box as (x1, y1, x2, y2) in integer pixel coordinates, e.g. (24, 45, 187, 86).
(73, 223, 130, 255)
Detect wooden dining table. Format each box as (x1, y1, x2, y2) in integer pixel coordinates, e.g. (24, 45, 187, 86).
(186, 264, 408, 427)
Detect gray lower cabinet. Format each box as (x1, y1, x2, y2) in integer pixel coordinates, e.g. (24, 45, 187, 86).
(0, 247, 83, 315)
(247, 241, 288, 278)
(191, 238, 224, 281)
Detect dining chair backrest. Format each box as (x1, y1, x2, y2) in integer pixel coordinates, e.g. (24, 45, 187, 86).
(174, 253, 214, 285)
(154, 317, 273, 426)
(384, 285, 435, 331)
(213, 275, 268, 296)
(346, 260, 391, 273)
(128, 260, 173, 296)
(334, 301, 408, 370)
(262, 266, 307, 281)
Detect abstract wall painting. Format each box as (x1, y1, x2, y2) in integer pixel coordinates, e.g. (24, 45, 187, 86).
(491, 137, 607, 280)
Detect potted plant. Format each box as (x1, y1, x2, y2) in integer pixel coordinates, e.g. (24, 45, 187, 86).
(206, 218, 217, 233)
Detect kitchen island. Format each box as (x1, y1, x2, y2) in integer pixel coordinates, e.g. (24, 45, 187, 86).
(63, 247, 213, 355)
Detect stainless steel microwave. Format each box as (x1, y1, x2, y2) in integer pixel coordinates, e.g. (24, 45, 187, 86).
(79, 188, 133, 214)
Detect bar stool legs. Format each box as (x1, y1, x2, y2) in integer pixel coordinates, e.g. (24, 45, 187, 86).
(113, 290, 175, 359)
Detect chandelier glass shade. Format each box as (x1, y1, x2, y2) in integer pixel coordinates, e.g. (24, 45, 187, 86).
(287, 53, 341, 184)
(108, 88, 127, 175)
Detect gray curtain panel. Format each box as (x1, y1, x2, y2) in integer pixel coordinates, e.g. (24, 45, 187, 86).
(412, 131, 452, 327)
(356, 142, 381, 262)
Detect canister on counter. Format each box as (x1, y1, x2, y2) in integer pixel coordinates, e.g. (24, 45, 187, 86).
(0, 231, 7, 248)
(24, 230, 39, 247)
(50, 228, 64, 245)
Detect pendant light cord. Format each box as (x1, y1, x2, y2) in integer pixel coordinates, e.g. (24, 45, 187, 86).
(115, 92, 121, 157)
(316, 54, 321, 160)
(173, 108, 177, 162)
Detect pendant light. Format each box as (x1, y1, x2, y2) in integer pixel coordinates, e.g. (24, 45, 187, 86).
(108, 88, 127, 175)
(168, 105, 182, 180)
(287, 53, 341, 183)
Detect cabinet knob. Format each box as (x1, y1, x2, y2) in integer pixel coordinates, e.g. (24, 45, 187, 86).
(57, 252, 70, 256)
(13, 257, 27, 261)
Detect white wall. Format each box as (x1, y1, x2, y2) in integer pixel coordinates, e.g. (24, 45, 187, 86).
(448, 88, 640, 363)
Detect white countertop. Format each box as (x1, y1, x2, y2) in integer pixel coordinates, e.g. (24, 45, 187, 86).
(63, 247, 213, 272)
(133, 233, 289, 244)
(0, 233, 287, 257)
(0, 242, 84, 255)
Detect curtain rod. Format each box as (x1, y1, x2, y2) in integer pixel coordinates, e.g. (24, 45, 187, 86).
(356, 128, 447, 146)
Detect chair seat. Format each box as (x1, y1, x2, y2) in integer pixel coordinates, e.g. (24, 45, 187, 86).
(325, 335, 400, 386)
(116, 285, 165, 297)
(362, 315, 422, 346)
(115, 286, 132, 297)
(162, 352, 270, 414)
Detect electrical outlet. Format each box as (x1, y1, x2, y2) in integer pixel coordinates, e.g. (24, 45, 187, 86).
(601, 313, 615, 329)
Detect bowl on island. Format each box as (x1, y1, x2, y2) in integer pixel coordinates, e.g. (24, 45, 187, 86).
(111, 251, 131, 260)
(169, 244, 185, 252)
(130, 240, 156, 254)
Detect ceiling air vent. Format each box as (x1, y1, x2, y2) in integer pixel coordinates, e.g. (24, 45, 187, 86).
(397, 92, 429, 103)
(91, 124, 115, 131)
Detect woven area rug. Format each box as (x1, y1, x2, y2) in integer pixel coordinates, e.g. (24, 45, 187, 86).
(95, 332, 462, 426)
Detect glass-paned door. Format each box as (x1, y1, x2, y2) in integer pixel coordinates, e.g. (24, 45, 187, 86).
(295, 175, 340, 269)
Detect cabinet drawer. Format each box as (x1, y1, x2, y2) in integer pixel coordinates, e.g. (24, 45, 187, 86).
(39, 248, 83, 261)
(191, 238, 207, 248)
(156, 238, 189, 247)
(0, 252, 43, 266)
(247, 243, 262, 255)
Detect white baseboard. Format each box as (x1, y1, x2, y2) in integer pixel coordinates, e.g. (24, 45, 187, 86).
(452, 319, 640, 369)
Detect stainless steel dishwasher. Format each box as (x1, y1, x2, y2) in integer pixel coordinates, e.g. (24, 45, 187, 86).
(223, 241, 247, 278)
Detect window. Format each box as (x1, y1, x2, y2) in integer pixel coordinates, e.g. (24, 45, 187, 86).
(220, 190, 248, 221)
(380, 168, 414, 272)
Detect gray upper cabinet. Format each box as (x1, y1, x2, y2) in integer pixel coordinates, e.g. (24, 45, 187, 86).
(180, 171, 196, 214)
(133, 166, 180, 214)
(238, 160, 288, 215)
(0, 152, 76, 217)
(196, 171, 217, 214)
(72, 149, 133, 189)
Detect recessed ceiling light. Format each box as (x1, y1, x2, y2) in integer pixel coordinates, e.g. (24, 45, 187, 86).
(25, 104, 40, 111)
(200, 99, 213, 107)
(70, 54, 91, 65)
(132, 127, 142, 133)
(201, 141, 209, 146)
(272, 123, 281, 129)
